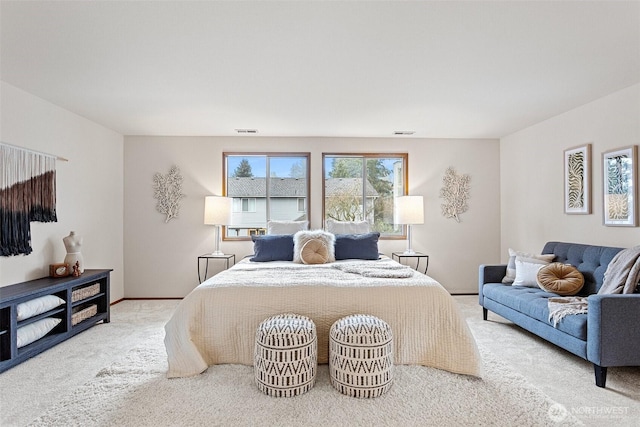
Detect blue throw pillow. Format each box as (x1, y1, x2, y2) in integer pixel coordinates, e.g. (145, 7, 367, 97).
(334, 232, 380, 260)
(250, 234, 294, 262)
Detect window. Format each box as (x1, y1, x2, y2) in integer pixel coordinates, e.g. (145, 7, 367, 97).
(224, 153, 310, 239)
(235, 198, 256, 213)
(323, 153, 407, 237)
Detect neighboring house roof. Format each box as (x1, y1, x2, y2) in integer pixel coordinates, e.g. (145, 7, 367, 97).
(227, 177, 307, 197)
(227, 177, 378, 198)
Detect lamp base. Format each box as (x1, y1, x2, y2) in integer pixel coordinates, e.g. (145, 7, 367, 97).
(402, 249, 416, 255)
(210, 224, 224, 256)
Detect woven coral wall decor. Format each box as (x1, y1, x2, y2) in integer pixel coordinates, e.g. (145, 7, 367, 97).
(439, 166, 471, 223)
(153, 165, 186, 222)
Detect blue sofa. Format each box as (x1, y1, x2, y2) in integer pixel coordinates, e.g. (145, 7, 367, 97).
(479, 241, 640, 388)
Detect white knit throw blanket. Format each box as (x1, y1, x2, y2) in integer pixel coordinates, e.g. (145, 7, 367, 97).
(332, 262, 415, 278)
(548, 296, 588, 326)
(547, 245, 640, 327)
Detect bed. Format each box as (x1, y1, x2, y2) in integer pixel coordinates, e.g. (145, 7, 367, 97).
(164, 256, 481, 379)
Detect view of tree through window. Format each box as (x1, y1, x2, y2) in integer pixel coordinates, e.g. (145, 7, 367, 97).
(224, 153, 310, 238)
(232, 158, 254, 178)
(323, 154, 407, 236)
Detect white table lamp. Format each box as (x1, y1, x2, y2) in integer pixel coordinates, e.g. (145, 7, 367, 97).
(395, 195, 424, 255)
(204, 196, 232, 256)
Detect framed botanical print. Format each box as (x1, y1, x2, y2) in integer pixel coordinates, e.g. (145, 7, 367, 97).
(564, 144, 591, 214)
(602, 145, 638, 227)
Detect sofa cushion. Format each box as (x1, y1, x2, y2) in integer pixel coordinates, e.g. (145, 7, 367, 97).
(537, 263, 584, 295)
(482, 283, 588, 340)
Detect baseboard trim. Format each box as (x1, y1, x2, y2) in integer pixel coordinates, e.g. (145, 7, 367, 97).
(111, 294, 476, 305)
(111, 297, 183, 305)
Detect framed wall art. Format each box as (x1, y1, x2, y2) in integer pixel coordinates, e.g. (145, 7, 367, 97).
(564, 144, 591, 214)
(602, 145, 638, 227)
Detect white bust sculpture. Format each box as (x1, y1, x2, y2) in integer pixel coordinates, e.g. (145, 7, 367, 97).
(63, 231, 84, 274)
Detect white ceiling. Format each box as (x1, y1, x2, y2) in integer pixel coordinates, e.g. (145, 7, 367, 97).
(1, 1, 638, 139)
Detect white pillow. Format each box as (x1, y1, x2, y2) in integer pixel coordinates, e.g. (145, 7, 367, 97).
(267, 220, 309, 235)
(513, 256, 551, 287)
(502, 248, 555, 284)
(16, 295, 65, 321)
(293, 230, 335, 263)
(325, 219, 370, 234)
(16, 317, 61, 348)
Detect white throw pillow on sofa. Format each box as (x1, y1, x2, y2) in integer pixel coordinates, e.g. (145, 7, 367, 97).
(513, 256, 551, 287)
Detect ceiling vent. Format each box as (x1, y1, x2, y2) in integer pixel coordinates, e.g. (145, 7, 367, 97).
(235, 129, 258, 134)
(393, 131, 415, 135)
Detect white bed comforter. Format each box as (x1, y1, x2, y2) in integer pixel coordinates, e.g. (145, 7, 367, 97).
(164, 258, 481, 378)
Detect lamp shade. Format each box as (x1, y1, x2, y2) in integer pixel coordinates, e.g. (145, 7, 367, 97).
(204, 196, 232, 225)
(395, 195, 424, 225)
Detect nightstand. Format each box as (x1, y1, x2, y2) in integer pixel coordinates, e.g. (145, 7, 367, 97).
(391, 252, 429, 275)
(197, 254, 236, 283)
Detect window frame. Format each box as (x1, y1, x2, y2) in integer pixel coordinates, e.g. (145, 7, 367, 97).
(322, 152, 408, 239)
(223, 152, 310, 241)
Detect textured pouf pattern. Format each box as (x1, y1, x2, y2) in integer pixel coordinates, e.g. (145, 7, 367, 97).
(254, 313, 317, 397)
(329, 314, 394, 398)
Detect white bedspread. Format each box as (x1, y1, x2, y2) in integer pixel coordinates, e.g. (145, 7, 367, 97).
(164, 258, 481, 378)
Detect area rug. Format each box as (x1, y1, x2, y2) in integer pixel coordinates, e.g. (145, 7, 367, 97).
(29, 333, 581, 427)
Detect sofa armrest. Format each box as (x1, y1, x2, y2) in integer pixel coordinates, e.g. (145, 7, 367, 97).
(587, 294, 640, 367)
(478, 264, 507, 305)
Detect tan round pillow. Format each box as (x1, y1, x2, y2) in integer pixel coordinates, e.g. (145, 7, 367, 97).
(537, 262, 584, 295)
(300, 238, 329, 265)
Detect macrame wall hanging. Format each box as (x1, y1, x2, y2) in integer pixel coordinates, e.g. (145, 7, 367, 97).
(1, 142, 59, 256)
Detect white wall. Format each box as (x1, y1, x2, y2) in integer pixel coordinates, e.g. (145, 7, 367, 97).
(4, 80, 636, 300)
(0, 82, 125, 302)
(7, 82, 635, 300)
(500, 84, 640, 258)
(124, 136, 501, 297)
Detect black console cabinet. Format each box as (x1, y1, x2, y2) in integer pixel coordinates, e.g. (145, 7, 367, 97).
(0, 269, 111, 373)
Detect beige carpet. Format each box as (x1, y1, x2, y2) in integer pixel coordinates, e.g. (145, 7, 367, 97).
(27, 328, 581, 427)
(2, 298, 638, 426)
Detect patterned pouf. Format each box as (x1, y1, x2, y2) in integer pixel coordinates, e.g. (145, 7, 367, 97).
(254, 313, 317, 397)
(329, 314, 394, 398)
